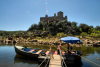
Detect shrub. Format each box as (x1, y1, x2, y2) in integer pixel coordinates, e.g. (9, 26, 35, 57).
(48, 34, 52, 38)
(57, 32, 67, 37)
(68, 34, 73, 36)
(81, 32, 87, 36)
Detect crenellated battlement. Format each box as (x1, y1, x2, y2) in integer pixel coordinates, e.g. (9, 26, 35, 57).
(40, 11, 67, 22)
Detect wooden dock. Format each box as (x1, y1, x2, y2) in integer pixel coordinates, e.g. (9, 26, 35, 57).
(49, 54, 62, 67)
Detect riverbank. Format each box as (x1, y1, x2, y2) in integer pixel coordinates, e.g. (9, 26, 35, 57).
(0, 36, 100, 47)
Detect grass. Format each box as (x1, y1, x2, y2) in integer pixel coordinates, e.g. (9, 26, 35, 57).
(38, 39, 50, 41)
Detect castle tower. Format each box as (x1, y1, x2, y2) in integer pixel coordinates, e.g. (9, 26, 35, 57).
(65, 16, 67, 20)
(54, 13, 56, 21)
(45, 15, 48, 22)
(57, 11, 63, 17)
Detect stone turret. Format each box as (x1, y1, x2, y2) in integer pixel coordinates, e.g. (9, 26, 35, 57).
(45, 15, 48, 22)
(57, 11, 63, 17)
(54, 13, 56, 21)
(65, 16, 67, 20)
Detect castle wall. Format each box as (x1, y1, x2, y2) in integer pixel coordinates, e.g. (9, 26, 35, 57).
(40, 17, 45, 22)
(56, 17, 66, 21)
(40, 11, 67, 22)
(48, 17, 54, 21)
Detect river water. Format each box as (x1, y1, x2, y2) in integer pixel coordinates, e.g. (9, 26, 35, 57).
(0, 44, 100, 67)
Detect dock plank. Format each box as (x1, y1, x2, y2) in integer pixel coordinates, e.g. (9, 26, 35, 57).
(49, 54, 62, 67)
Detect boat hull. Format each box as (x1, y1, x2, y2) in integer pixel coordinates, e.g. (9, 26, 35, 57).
(14, 45, 39, 59)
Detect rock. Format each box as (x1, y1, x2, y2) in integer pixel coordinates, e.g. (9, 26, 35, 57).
(54, 41, 60, 45)
(29, 40, 38, 42)
(44, 42, 49, 45)
(80, 36, 82, 38)
(97, 41, 100, 44)
(87, 41, 90, 44)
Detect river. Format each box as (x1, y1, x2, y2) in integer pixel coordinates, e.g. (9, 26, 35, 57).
(0, 44, 100, 67)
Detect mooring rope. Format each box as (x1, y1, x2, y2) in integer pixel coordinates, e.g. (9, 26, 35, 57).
(62, 57, 67, 67)
(38, 57, 47, 67)
(52, 45, 67, 67)
(61, 45, 100, 67)
(60, 50, 67, 67)
(45, 57, 49, 67)
(38, 44, 52, 67)
(81, 57, 100, 67)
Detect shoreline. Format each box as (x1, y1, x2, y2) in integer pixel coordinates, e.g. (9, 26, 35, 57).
(0, 36, 100, 47)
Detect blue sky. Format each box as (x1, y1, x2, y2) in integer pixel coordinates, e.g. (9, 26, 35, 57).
(0, 0, 100, 31)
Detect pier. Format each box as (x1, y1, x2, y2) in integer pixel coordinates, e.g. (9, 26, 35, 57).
(49, 54, 62, 67)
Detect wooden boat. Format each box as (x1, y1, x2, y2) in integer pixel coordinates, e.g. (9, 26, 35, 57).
(14, 44, 83, 64)
(38, 51, 53, 63)
(38, 50, 83, 65)
(14, 44, 44, 59)
(62, 51, 83, 64)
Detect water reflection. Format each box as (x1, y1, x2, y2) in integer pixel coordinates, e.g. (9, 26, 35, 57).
(0, 44, 100, 67)
(14, 54, 39, 64)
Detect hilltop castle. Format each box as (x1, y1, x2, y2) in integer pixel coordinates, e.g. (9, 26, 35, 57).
(40, 11, 67, 22)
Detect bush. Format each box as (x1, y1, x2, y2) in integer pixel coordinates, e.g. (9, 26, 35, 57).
(81, 32, 87, 36)
(68, 34, 73, 36)
(91, 33, 100, 37)
(57, 32, 67, 37)
(43, 27, 45, 31)
(48, 34, 52, 38)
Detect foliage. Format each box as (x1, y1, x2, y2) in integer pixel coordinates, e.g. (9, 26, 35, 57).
(88, 28, 94, 34)
(95, 26, 100, 31)
(43, 27, 45, 31)
(79, 28, 82, 33)
(68, 34, 73, 36)
(81, 32, 87, 36)
(0, 31, 25, 37)
(1, 18, 100, 38)
(79, 23, 90, 32)
(47, 34, 52, 38)
(56, 32, 67, 37)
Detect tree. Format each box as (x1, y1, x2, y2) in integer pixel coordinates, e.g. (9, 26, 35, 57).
(79, 23, 90, 32)
(79, 28, 82, 33)
(67, 21, 71, 26)
(38, 21, 43, 30)
(88, 28, 94, 34)
(71, 22, 77, 27)
(28, 24, 38, 31)
(95, 26, 100, 31)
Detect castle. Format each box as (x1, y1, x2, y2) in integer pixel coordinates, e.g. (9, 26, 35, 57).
(40, 11, 67, 22)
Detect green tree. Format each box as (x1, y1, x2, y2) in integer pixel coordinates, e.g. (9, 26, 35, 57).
(43, 27, 45, 31)
(71, 22, 77, 27)
(79, 28, 82, 33)
(88, 28, 94, 34)
(57, 32, 67, 37)
(81, 32, 87, 36)
(95, 26, 100, 31)
(79, 23, 90, 32)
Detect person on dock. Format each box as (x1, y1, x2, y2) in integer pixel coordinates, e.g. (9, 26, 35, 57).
(67, 43, 72, 55)
(50, 45, 54, 59)
(57, 43, 62, 55)
(67, 44, 72, 51)
(50, 51, 54, 59)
